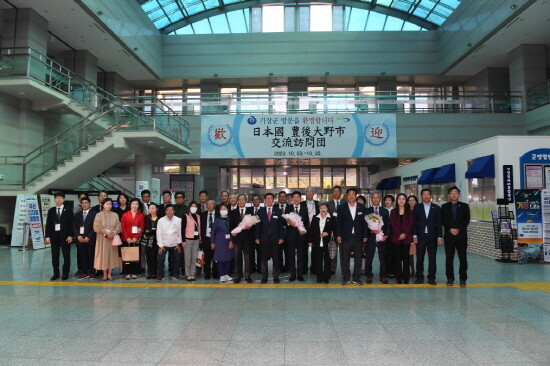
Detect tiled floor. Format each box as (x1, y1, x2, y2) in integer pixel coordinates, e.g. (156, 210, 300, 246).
(0, 245, 549, 366)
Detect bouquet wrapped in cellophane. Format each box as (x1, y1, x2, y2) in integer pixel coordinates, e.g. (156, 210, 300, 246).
(365, 213, 384, 242)
(282, 212, 307, 235)
(231, 214, 261, 234)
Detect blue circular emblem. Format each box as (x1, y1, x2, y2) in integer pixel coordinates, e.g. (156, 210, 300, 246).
(207, 124, 233, 147)
(247, 116, 257, 125)
(364, 123, 390, 146)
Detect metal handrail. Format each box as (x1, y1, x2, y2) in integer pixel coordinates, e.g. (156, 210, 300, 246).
(527, 79, 550, 111)
(96, 174, 134, 196)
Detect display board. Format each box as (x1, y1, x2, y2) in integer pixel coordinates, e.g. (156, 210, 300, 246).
(11, 194, 45, 249)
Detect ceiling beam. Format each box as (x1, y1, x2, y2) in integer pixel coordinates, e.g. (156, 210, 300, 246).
(160, 0, 437, 34)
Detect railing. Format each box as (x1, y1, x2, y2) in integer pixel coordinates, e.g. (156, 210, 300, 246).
(92, 174, 134, 196)
(143, 90, 523, 115)
(0, 47, 190, 190)
(527, 79, 550, 111)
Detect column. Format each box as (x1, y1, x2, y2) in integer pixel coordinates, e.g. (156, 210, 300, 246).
(63, 50, 98, 84)
(376, 77, 397, 113)
(135, 153, 153, 197)
(508, 44, 548, 109)
(288, 78, 307, 112)
(1, 8, 48, 55)
(98, 72, 133, 95)
(200, 80, 220, 114)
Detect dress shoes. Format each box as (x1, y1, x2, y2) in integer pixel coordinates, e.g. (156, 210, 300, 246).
(234, 277, 241, 284)
(204, 274, 211, 280)
(261, 278, 268, 284)
(61, 275, 69, 281)
(245, 277, 252, 283)
(289, 276, 296, 282)
(366, 277, 373, 284)
(74, 270, 83, 277)
(414, 278, 424, 284)
(428, 280, 437, 286)
(380, 278, 389, 284)
(323, 280, 329, 284)
(460, 281, 467, 287)
(297, 275, 305, 282)
(447, 280, 454, 286)
(50, 275, 60, 281)
(273, 278, 280, 283)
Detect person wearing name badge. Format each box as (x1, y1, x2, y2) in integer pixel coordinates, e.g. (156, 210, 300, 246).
(389, 194, 414, 284)
(308, 203, 335, 284)
(211, 203, 235, 283)
(230, 194, 253, 284)
(249, 194, 262, 274)
(143, 203, 160, 280)
(182, 201, 201, 281)
(364, 191, 390, 285)
(158, 191, 173, 218)
(120, 198, 145, 280)
(200, 200, 219, 279)
(300, 187, 319, 275)
(255, 193, 285, 284)
(156, 204, 183, 281)
(413, 189, 442, 285)
(407, 195, 419, 278)
(114, 193, 130, 220)
(277, 191, 290, 274)
(93, 198, 121, 281)
(45, 192, 74, 281)
(91, 190, 108, 213)
(74, 192, 89, 278)
(285, 191, 308, 282)
(327, 185, 345, 275)
(73, 196, 97, 279)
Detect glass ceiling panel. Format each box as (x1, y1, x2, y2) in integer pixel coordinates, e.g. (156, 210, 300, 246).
(139, 0, 460, 33)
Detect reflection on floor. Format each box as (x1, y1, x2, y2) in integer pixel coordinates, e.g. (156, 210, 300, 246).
(0, 246, 549, 366)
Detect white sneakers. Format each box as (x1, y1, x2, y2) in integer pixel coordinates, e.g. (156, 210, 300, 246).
(219, 275, 234, 283)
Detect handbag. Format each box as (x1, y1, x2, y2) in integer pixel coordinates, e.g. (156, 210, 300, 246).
(112, 234, 122, 246)
(121, 245, 140, 262)
(196, 250, 205, 267)
(328, 233, 338, 260)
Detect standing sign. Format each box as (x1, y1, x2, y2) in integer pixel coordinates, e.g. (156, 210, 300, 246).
(515, 189, 543, 244)
(502, 165, 514, 203)
(201, 114, 396, 159)
(10, 194, 46, 249)
(542, 189, 550, 262)
(39, 194, 53, 236)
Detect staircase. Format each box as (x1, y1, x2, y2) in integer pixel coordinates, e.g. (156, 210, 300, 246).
(0, 48, 191, 195)
(80, 174, 134, 197)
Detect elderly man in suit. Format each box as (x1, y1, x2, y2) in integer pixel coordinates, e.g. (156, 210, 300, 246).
(441, 186, 470, 287)
(336, 188, 369, 286)
(73, 196, 97, 279)
(255, 193, 285, 284)
(327, 185, 345, 274)
(413, 188, 442, 285)
(364, 191, 391, 284)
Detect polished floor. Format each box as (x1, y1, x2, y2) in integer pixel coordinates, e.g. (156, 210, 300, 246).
(0, 245, 549, 366)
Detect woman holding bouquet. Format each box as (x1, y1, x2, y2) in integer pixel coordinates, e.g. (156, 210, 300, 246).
(308, 203, 335, 284)
(389, 193, 414, 284)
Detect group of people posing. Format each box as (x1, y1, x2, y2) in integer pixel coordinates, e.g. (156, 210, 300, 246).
(45, 185, 470, 287)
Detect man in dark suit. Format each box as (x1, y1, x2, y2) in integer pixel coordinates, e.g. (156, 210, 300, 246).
(255, 193, 284, 283)
(276, 191, 290, 273)
(413, 188, 442, 285)
(336, 188, 369, 285)
(158, 190, 173, 218)
(230, 194, 253, 284)
(200, 200, 218, 279)
(91, 190, 108, 213)
(300, 187, 319, 274)
(327, 185, 345, 274)
(45, 192, 74, 281)
(364, 191, 391, 284)
(441, 186, 470, 287)
(285, 191, 309, 282)
(73, 196, 97, 279)
(249, 194, 262, 273)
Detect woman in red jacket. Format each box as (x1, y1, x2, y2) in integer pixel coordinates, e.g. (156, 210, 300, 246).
(120, 198, 145, 279)
(389, 193, 414, 284)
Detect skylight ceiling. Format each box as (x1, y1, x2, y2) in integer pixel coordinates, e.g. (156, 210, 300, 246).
(138, 0, 461, 34)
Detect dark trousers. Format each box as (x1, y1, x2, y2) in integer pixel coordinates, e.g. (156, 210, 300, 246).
(278, 240, 289, 270)
(77, 242, 95, 276)
(302, 243, 309, 274)
(392, 242, 410, 283)
(218, 260, 232, 276)
(202, 240, 218, 277)
(251, 242, 261, 272)
(233, 241, 251, 278)
(157, 246, 181, 279)
(364, 240, 387, 279)
(76, 244, 82, 271)
(51, 239, 71, 276)
(340, 239, 362, 282)
(287, 234, 306, 277)
(330, 251, 338, 273)
(386, 252, 395, 276)
(416, 235, 437, 281)
(145, 245, 158, 276)
(313, 245, 331, 282)
(260, 240, 280, 280)
(444, 235, 468, 281)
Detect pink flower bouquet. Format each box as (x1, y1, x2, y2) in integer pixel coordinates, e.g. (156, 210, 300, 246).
(282, 212, 307, 235)
(231, 214, 261, 234)
(366, 213, 384, 242)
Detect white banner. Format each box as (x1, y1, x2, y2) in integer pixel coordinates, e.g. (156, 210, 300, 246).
(11, 194, 27, 247)
(11, 194, 45, 249)
(201, 114, 396, 159)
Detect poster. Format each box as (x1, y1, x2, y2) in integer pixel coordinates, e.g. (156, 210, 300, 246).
(151, 178, 161, 204)
(515, 189, 543, 244)
(201, 114, 396, 159)
(525, 165, 543, 189)
(11, 194, 27, 247)
(542, 189, 550, 262)
(135, 181, 149, 199)
(545, 167, 550, 190)
(39, 194, 53, 236)
(10, 194, 45, 249)
(502, 165, 514, 203)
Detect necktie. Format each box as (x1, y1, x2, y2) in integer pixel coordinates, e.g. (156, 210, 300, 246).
(336, 201, 339, 209)
(209, 213, 213, 226)
(254, 208, 257, 215)
(295, 206, 299, 214)
(83, 211, 87, 222)
(57, 207, 61, 221)
(375, 206, 379, 215)
(241, 209, 244, 220)
(267, 207, 272, 221)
